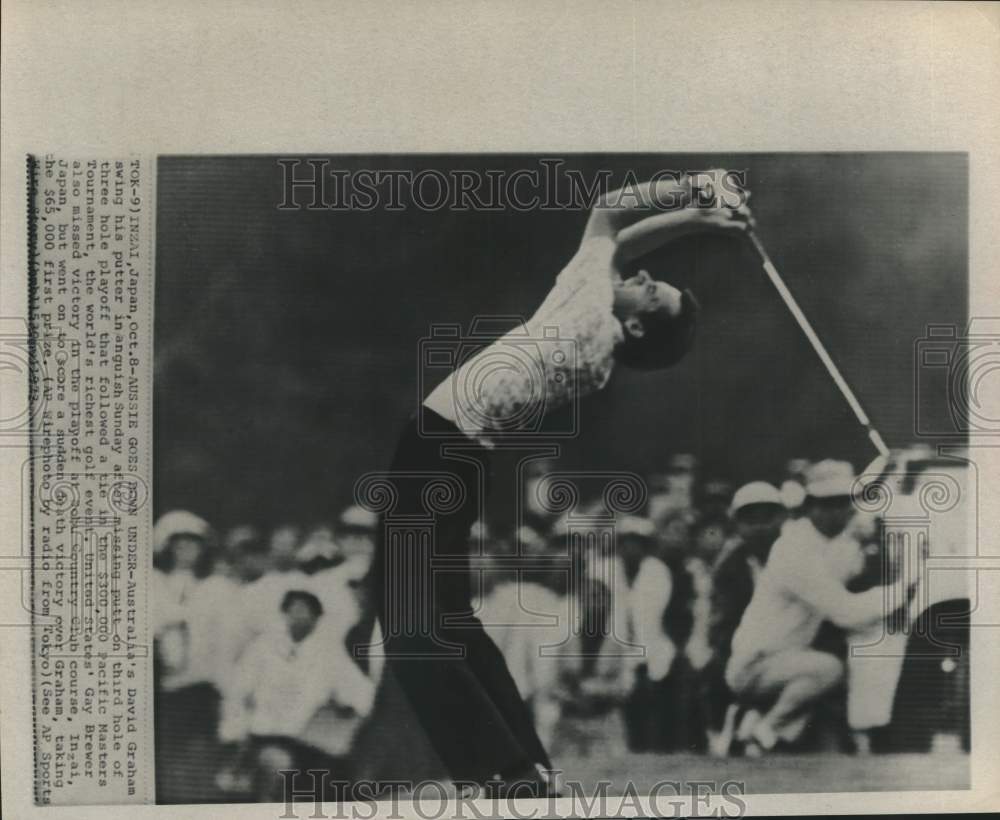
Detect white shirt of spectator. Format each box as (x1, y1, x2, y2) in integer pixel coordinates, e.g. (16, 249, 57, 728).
(575, 553, 675, 688)
(220, 617, 375, 743)
(626, 556, 676, 681)
(478, 580, 566, 701)
(684, 556, 715, 672)
(153, 569, 245, 691)
(729, 516, 885, 669)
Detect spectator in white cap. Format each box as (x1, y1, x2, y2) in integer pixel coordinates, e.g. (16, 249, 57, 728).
(152, 509, 238, 691)
(717, 481, 787, 578)
(152, 510, 245, 789)
(701, 481, 786, 755)
(154, 510, 212, 565)
(724, 460, 912, 756)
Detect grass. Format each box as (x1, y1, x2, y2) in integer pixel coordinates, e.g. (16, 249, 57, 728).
(552, 750, 970, 794)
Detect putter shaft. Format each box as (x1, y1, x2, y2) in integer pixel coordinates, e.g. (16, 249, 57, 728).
(747, 229, 891, 458)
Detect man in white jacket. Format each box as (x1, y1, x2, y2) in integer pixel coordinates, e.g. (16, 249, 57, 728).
(725, 460, 912, 754)
(219, 590, 376, 799)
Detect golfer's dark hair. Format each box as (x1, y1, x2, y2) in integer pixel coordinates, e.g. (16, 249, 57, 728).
(616, 288, 700, 371)
(280, 589, 324, 618)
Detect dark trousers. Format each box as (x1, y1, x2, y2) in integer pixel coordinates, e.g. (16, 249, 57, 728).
(369, 410, 551, 783)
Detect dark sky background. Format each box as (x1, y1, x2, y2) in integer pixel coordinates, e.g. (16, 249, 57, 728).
(154, 154, 967, 528)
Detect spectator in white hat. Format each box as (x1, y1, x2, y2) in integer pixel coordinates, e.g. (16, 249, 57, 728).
(152, 510, 245, 796)
(701, 481, 786, 755)
(152, 510, 240, 692)
(724, 460, 911, 755)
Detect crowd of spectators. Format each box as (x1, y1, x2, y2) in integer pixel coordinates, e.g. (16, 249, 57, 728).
(152, 451, 932, 802)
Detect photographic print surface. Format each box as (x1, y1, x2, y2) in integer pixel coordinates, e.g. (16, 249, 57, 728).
(145, 153, 971, 804)
(5, 4, 999, 819)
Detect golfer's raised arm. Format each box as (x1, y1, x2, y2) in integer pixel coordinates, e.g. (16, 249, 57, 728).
(582, 173, 754, 269)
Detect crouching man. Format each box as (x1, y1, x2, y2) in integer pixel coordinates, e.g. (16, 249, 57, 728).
(725, 460, 910, 755)
(219, 590, 376, 801)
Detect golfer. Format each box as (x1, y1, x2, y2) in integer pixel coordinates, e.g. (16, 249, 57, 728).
(372, 175, 753, 791)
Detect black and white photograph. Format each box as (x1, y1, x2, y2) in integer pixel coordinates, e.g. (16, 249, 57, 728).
(3, 3, 998, 819)
(150, 153, 971, 804)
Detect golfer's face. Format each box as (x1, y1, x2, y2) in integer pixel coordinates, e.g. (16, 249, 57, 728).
(620, 271, 681, 316)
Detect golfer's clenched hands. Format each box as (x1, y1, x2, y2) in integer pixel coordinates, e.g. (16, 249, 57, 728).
(582, 170, 755, 271)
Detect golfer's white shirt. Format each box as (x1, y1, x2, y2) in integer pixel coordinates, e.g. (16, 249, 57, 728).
(729, 518, 885, 668)
(425, 237, 623, 445)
